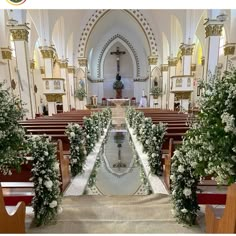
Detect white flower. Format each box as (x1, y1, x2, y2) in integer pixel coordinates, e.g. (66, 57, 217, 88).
(145, 140, 150, 145)
(177, 165, 185, 173)
(44, 151, 49, 156)
(181, 208, 188, 213)
(54, 162, 60, 171)
(183, 188, 192, 197)
(151, 153, 156, 158)
(153, 137, 157, 141)
(49, 200, 57, 208)
(38, 177, 42, 184)
(44, 180, 53, 189)
(87, 135, 90, 138)
(70, 132, 75, 137)
(75, 146, 79, 151)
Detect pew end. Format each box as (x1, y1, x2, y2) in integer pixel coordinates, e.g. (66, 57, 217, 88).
(0, 185, 26, 233)
(205, 183, 236, 233)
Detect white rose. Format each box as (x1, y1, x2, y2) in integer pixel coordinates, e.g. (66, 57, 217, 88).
(183, 188, 192, 197)
(75, 146, 79, 151)
(87, 135, 90, 138)
(151, 153, 156, 158)
(49, 200, 57, 208)
(177, 165, 185, 173)
(145, 140, 150, 145)
(44, 151, 49, 156)
(70, 132, 75, 138)
(38, 177, 42, 184)
(54, 162, 60, 171)
(181, 208, 188, 213)
(44, 180, 53, 189)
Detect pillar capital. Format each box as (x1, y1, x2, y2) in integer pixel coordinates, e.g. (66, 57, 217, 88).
(148, 55, 158, 65)
(9, 24, 30, 42)
(224, 43, 236, 56)
(30, 60, 35, 70)
(1, 47, 12, 60)
(191, 64, 196, 72)
(78, 57, 87, 67)
(201, 57, 205, 66)
(168, 57, 178, 67)
(58, 59, 68, 69)
(39, 46, 56, 59)
(68, 66, 75, 74)
(40, 66, 45, 75)
(179, 43, 195, 56)
(161, 64, 168, 72)
(204, 19, 224, 38)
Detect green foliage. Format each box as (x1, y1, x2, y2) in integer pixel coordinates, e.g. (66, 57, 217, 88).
(0, 83, 27, 174)
(65, 123, 87, 176)
(28, 136, 61, 226)
(147, 123, 167, 175)
(83, 117, 96, 154)
(171, 67, 236, 225)
(75, 87, 86, 100)
(151, 86, 161, 97)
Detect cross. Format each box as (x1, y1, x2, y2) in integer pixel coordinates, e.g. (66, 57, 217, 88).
(110, 47, 126, 74)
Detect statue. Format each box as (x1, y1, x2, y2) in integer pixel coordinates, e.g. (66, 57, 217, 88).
(113, 73, 124, 98)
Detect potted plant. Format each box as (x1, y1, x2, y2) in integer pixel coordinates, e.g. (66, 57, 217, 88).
(151, 86, 161, 99)
(75, 87, 86, 101)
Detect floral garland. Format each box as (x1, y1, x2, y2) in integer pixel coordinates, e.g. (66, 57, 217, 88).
(147, 123, 167, 176)
(126, 107, 136, 128)
(171, 67, 236, 225)
(132, 111, 145, 138)
(65, 123, 86, 177)
(139, 117, 153, 153)
(91, 112, 101, 142)
(0, 83, 28, 175)
(83, 117, 96, 154)
(28, 135, 61, 226)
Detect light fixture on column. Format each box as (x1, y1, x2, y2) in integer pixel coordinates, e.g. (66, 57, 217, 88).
(6, 10, 18, 26)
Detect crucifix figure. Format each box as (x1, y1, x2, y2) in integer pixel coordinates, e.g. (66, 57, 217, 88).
(110, 47, 126, 74)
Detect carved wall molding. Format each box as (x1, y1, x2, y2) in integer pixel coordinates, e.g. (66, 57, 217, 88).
(180, 43, 195, 56)
(205, 23, 223, 37)
(78, 9, 158, 57)
(168, 57, 178, 67)
(68, 66, 75, 74)
(97, 34, 140, 78)
(39, 46, 56, 59)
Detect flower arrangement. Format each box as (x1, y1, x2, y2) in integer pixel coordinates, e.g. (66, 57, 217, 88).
(28, 135, 61, 226)
(91, 112, 101, 142)
(0, 82, 28, 175)
(75, 87, 86, 100)
(65, 123, 86, 176)
(83, 117, 96, 154)
(139, 117, 153, 153)
(151, 86, 161, 98)
(171, 67, 236, 225)
(147, 123, 167, 175)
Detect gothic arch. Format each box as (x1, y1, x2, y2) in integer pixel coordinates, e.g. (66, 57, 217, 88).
(97, 34, 140, 78)
(78, 9, 158, 58)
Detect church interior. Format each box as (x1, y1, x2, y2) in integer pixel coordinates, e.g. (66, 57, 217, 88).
(0, 9, 236, 233)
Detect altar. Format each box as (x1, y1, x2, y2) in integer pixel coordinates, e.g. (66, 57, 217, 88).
(106, 99, 130, 127)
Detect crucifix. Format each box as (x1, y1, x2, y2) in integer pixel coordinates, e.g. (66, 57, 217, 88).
(110, 47, 126, 74)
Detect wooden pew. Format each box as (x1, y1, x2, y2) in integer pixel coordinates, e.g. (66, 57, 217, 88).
(0, 139, 70, 206)
(0, 185, 25, 233)
(205, 183, 236, 233)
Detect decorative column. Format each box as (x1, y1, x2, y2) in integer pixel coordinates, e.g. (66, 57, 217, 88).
(148, 55, 158, 107)
(1, 47, 14, 94)
(10, 24, 35, 119)
(178, 43, 195, 111)
(161, 64, 168, 109)
(168, 57, 178, 110)
(40, 46, 64, 116)
(59, 59, 69, 112)
(203, 19, 224, 82)
(224, 43, 236, 70)
(30, 59, 38, 114)
(68, 66, 76, 109)
(77, 57, 88, 109)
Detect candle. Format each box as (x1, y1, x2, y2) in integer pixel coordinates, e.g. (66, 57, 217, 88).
(142, 89, 144, 96)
